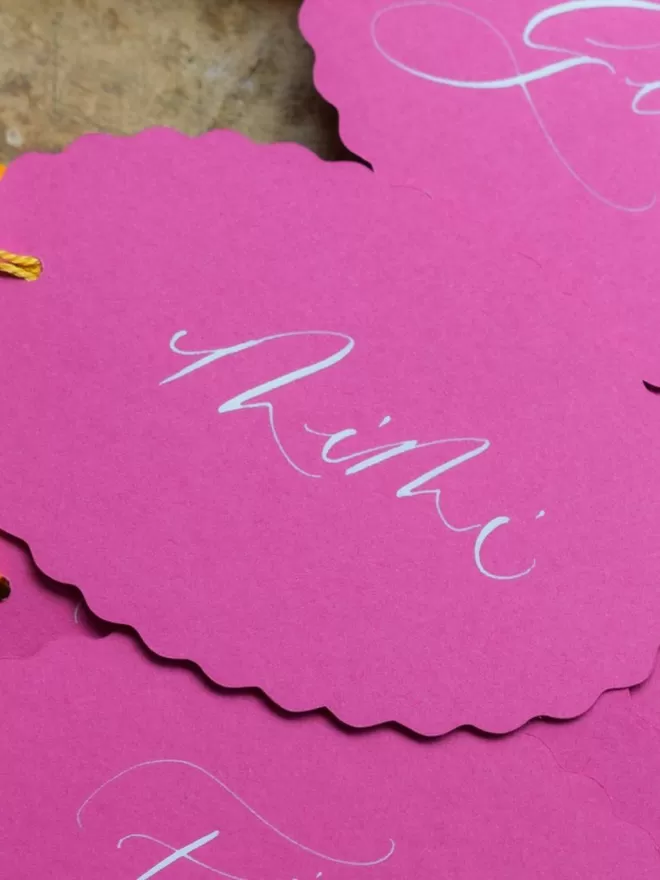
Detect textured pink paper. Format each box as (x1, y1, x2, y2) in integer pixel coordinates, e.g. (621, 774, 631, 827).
(0, 534, 97, 658)
(526, 659, 660, 851)
(300, 0, 660, 245)
(0, 129, 659, 734)
(3, 633, 660, 878)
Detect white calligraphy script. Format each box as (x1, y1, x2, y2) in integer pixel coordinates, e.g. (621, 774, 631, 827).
(77, 759, 395, 878)
(371, 0, 660, 211)
(161, 329, 543, 581)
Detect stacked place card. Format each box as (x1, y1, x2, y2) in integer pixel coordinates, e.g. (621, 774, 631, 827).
(3, 1, 660, 869)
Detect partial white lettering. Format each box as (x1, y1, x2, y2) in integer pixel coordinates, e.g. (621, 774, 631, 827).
(162, 330, 541, 581)
(372, 0, 660, 210)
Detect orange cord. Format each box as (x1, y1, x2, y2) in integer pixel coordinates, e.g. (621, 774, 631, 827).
(0, 163, 43, 281)
(0, 249, 43, 281)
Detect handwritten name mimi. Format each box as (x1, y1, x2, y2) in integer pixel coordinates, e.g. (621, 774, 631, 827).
(161, 329, 544, 582)
(76, 759, 395, 878)
(372, 0, 660, 211)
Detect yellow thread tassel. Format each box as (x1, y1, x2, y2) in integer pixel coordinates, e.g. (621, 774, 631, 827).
(0, 166, 42, 281)
(0, 249, 42, 282)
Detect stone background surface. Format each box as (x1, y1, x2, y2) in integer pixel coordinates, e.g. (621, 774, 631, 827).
(0, 0, 349, 163)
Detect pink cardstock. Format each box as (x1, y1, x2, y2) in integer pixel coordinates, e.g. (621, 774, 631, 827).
(0, 534, 97, 658)
(0, 129, 659, 733)
(526, 657, 660, 852)
(300, 0, 660, 257)
(3, 633, 660, 878)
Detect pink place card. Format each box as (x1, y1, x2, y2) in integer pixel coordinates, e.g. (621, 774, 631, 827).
(300, 0, 660, 262)
(526, 655, 660, 851)
(3, 632, 660, 878)
(0, 533, 98, 658)
(0, 129, 659, 734)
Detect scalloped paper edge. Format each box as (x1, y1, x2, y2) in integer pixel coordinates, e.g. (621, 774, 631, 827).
(2, 128, 660, 737)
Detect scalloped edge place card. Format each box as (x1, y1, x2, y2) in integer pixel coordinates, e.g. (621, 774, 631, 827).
(4, 632, 660, 878)
(0, 129, 659, 733)
(299, 0, 660, 290)
(0, 534, 98, 658)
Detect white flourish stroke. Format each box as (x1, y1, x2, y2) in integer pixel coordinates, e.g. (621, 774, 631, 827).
(118, 831, 239, 880)
(77, 759, 396, 868)
(304, 423, 538, 580)
(161, 329, 357, 479)
(161, 328, 541, 581)
(371, 0, 660, 211)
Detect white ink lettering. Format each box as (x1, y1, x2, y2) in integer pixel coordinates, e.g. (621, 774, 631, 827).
(371, 0, 660, 210)
(78, 759, 395, 875)
(162, 331, 542, 581)
(305, 422, 539, 580)
(627, 77, 660, 112)
(119, 830, 224, 879)
(474, 516, 537, 580)
(161, 329, 355, 478)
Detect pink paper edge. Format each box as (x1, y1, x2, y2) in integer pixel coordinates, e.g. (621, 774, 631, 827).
(16, 485, 660, 739)
(298, 4, 379, 170)
(4, 127, 660, 736)
(9, 629, 660, 875)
